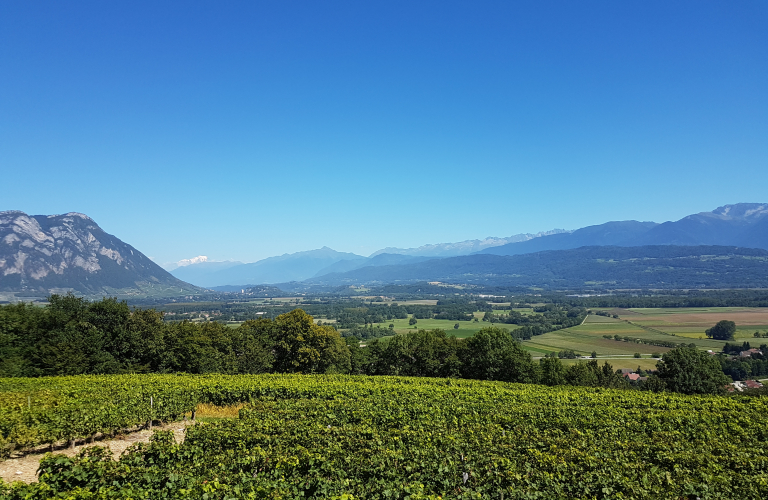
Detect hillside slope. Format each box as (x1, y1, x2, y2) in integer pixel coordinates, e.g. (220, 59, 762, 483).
(0, 211, 199, 296)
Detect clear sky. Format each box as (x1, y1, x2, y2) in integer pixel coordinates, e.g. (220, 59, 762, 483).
(2, 1, 766, 266)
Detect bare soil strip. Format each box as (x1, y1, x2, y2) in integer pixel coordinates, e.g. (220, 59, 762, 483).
(0, 422, 193, 485)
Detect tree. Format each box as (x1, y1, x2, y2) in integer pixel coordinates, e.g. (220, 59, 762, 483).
(371, 329, 461, 378)
(591, 351, 597, 358)
(655, 346, 730, 395)
(706, 320, 736, 340)
(539, 356, 565, 386)
(453, 323, 460, 330)
(272, 309, 350, 374)
(460, 327, 538, 383)
(408, 317, 417, 326)
(564, 360, 626, 388)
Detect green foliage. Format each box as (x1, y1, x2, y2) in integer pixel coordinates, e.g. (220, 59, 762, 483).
(706, 320, 737, 340)
(0, 297, 348, 377)
(557, 349, 577, 359)
(272, 309, 350, 374)
(460, 327, 538, 383)
(2, 374, 768, 498)
(564, 360, 628, 389)
(365, 329, 462, 378)
(538, 356, 565, 386)
(656, 346, 731, 395)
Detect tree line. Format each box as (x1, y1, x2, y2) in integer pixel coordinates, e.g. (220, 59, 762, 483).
(0, 295, 733, 395)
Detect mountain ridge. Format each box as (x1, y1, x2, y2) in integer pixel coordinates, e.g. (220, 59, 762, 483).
(301, 245, 768, 290)
(479, 203, 768, 256)
(171, 247, 367, 287)
(0, 211, 199, 297)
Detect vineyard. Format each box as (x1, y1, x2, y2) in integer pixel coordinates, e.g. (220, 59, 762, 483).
(1, 374, 768, 499)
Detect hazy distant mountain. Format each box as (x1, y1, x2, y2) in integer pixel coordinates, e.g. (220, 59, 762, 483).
(371, 229, 570, 257)
(480, 204, 768, 256)
(637, 203, 768, 248)
(312, 253, 433, 278)
(479, 221, 659, 256)
(305, 245, 768, 290)
(171, 247, 365, 287)
(0, 211, 199, 296)
(169, 260, 243, 285)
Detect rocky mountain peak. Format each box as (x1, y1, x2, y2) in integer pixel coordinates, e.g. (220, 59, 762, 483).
(710, 203, 768, 220)
(0, 211, 197, 296)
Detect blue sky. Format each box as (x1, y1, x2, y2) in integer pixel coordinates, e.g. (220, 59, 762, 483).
(2, 1, 766, 265)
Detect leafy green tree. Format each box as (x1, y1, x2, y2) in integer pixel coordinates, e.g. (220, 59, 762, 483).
(408, 316, 417, 326)
(460, 327, 538, 383)
(656, 346, 730, 395)
(232, 319, 274, 374)
(272, 309, 351, 374)
(370, 329, 461, 378)
(564, 361, 598, 386)
(565, 360, 627, 388)
(706, 320, 736, 340)
(640, 375, 667, 392)
(539, 356, 565, 386)
(454, 323, 460, 330)
(345, 337, 371, 375)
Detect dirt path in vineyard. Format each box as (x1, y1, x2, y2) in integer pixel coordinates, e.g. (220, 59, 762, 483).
(0, 421, 193, 485)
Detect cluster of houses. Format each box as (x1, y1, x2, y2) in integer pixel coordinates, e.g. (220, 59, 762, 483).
(739, 348, 763, 358)
(726, 380, 763, 392)
(620, 369, 648, 383)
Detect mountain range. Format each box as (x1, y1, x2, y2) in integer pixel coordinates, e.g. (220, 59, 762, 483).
(3, 203, 768, 296)
(479, 204, 768, 256)
(168, 231, 570, 287)
(174, 203, 768, 288)
(0, 211, 199, 298)
(299, 245, 768, 290)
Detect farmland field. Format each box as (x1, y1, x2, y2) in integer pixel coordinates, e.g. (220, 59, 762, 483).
(625, 307, 768, 340)
(2, 374, 768, 499)
(521, 307, 768, 358)
(372, 316, 518, 339)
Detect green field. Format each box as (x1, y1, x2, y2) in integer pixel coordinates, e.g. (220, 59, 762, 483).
(372, 315, 518, 339)
(370, 307, 767, 356)
(521, 313, 728, 358)
(622, 307, 768, 341)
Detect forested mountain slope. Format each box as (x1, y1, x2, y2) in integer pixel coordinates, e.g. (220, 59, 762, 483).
(306, 245, 768, 289)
